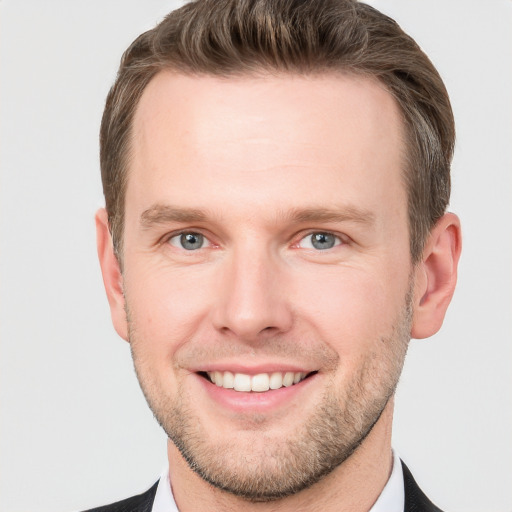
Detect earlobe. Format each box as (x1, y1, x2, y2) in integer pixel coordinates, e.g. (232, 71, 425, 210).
(411, 213, 462, 339)
(95, 208, 129, 341)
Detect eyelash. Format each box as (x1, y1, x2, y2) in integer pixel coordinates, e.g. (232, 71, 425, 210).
(165, 230, 346, 252)
(166, 231, 212, 250)
(296, 232, 343, 250)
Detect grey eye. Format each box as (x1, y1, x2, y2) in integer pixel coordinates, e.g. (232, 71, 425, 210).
(311, 232, 336, 250)
(299, 232, 340, 250)
(169, 232, 206, 250)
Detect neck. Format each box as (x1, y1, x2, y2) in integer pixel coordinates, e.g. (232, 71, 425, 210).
(167, 399, 395, 512)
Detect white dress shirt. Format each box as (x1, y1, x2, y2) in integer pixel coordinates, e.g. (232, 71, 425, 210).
(151, 450, 404, 512)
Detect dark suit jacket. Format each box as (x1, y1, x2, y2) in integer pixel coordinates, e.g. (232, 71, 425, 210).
(84, 461, 443, 512)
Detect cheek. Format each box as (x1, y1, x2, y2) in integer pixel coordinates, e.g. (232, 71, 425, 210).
(124, 263, 215, 353)
(290, 265, 407, 353)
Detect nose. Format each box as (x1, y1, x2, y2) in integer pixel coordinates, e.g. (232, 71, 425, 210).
(211, 243, 293, 341)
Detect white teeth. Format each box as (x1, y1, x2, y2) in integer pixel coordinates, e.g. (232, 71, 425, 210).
(206, 371, 309, 392)
(251, 373, 270, 392)
(269, 372, 283, 389)
(283, 372, 294, 387)
(233, 373, 251, 392)
(222, 371, 234, 389)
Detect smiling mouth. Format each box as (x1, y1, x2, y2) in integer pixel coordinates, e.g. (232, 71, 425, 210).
(199, 370, 317, 393)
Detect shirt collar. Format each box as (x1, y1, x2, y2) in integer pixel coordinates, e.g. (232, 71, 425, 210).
(151, 465, 178, 512)
(152, 450, 404, 512)
(369, 449, 405, 512)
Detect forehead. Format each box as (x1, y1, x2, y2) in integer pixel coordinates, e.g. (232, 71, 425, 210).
(128, 71, 406, 223)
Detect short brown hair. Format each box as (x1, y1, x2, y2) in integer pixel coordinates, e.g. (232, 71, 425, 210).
(100, 0, 454, 262)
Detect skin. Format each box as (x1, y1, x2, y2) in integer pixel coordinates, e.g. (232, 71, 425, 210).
(97, 71, 461, 511)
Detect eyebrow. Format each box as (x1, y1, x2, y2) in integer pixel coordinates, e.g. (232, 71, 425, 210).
(139, 204, 375, 229)
(140, 205, 208, 228)
(287, 206, 375, 225)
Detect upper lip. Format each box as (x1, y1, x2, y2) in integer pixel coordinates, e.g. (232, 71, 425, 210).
(189, 362, 317, 375)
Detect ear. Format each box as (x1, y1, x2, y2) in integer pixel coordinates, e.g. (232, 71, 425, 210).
(411, 213, 462, 339)
(95, 208, 129, 342)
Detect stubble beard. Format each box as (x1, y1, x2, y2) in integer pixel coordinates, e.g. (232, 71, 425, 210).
(128, 291, 412, 502)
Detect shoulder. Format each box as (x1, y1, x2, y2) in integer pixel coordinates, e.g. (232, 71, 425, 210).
(81, 481, 159, 512)
(402, 461, 444, 512)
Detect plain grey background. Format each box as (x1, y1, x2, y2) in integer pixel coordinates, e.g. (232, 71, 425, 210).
(1, 1, 511, 511)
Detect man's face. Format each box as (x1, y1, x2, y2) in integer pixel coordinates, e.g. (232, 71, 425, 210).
(121, 71, 415, 499)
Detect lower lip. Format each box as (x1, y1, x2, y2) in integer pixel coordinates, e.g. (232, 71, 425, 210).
(196, 373, 317, 413)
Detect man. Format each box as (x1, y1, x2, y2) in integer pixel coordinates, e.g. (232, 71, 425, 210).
(92, 0, 461, 510)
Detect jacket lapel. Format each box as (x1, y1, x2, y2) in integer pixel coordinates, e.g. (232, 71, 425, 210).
(402, 461, 443, 512)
